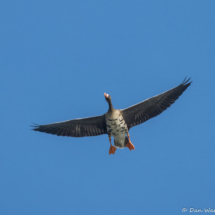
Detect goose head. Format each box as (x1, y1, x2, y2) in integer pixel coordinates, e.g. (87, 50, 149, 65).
(104, 93, 114, 112)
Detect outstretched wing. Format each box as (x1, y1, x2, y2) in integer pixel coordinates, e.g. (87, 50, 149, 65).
(32, 114, 107, 137)
(121, 77, 192, 130)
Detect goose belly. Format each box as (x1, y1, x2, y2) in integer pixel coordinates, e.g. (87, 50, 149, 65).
(105, 111, 128, 148)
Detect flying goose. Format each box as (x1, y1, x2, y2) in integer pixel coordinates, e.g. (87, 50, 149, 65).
(32, 77, 192, 155)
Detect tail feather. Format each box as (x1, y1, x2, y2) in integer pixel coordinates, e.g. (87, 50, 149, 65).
(114, 136, 128, 148)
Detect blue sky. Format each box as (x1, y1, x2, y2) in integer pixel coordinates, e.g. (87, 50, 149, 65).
(1, 1, 215, 214)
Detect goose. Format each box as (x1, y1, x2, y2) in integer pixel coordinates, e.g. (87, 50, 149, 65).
(32, 77, 192, 155)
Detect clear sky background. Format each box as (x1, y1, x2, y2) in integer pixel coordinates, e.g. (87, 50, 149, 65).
(1, 1, 215, 215)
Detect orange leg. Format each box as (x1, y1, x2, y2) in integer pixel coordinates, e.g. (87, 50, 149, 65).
(109, 135, 117, 155)
(127, 133, 135, 151)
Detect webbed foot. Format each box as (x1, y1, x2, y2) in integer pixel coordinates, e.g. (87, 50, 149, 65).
(109, 145, 117, 155)
(127, 141, 135, 151)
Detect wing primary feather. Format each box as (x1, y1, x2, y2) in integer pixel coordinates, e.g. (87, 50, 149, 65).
(32, 114, 107, 137)
(121, 77, 192, 129)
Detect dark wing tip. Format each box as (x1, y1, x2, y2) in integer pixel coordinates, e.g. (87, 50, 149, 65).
(31, 124, 55, 134)
(31, 123, 38, 129)
(31, 123, 39, 126)
(31, 123, 43, 131)
(182, 76, 192, 85)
